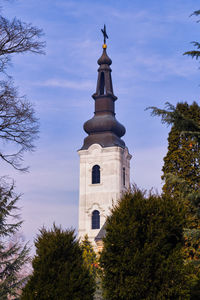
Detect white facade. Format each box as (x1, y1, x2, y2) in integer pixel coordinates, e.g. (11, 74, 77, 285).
(78, 143, 132, 246)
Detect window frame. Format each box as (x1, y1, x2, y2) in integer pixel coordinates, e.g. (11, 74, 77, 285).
(123, 167, 125, 186)
(91, 210, 100, 229)
(92, 165, 100, 184)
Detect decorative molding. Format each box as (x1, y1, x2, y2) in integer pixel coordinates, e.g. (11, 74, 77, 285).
(85, 202, 105, 216)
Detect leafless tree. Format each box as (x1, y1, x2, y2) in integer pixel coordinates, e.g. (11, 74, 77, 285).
(0, 6, 45, 298)
(0, 13, 45, 171)
(0, 81, 39, 171)
(0, 16, 45, 72)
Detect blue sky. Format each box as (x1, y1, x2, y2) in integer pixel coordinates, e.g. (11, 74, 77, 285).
(2, 0, 200, 250)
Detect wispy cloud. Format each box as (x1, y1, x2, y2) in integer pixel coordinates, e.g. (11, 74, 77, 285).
(134, 54, 198, 79)
(110, 9, 148, 20)
(114, 51, 198, 84)
(38, 79, 95, 90)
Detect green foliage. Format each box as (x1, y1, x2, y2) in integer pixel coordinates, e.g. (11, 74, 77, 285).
(149, 102, 200, 208)
(80, 234, 98, 278)
(0, 180, 30, 299)
(80, 235, 104, 300)
(153, 102, 200, 256)
(184, 42, 200, 60)
(148, 101, 200, 138)
(184, 10, 200, 60)
(21, 225, 95, 300)
(149, 101, 200, 295)
(100, 188, 191, 300)
(162, 102, 200, 195)
(162, 104, 200, 297)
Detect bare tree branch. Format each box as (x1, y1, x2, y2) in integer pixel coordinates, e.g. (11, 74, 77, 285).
(0, 16, 45, 72)
(0, 12, 45, 171)
(0, 81, 39, 171)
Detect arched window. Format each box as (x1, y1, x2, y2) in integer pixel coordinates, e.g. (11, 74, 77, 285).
(92, 165, 100, 184)
(123, 167, 125, 186)
(92, 210, 100, 229)
(100, 72, 105, 95)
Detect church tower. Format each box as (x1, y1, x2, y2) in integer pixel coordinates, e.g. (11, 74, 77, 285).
(78, 28, 132, 247)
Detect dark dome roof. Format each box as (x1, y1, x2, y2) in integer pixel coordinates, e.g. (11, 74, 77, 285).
(81, 132, 126, 150)
(84, 114, 125, 137)
(97, 48, 112, 65)
(80, 44, 126, 150)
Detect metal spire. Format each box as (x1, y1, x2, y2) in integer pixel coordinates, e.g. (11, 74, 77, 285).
(101, 24, 108, 45)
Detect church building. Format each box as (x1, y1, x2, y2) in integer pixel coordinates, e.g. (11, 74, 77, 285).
(78, 28, 132, 249)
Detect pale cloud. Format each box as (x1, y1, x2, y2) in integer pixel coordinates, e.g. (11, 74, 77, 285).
(110, 8, 190, 24)
(38, 79, 95, 90)
(55, 0, 88, 17)
(114, 52, 198, 84)
(110, 9, 148, 20)
(135, 55, 198, 79)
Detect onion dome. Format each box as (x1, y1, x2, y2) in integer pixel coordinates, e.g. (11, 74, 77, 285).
(84, 115, 125, 137)
(80, 42, 126, 150)
(97, 46, 112, 65)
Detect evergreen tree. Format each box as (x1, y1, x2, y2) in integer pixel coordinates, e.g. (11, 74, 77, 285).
(149, 102, 200, 297)
(100, 188, 191, 300)
(21, 225, 95, 300)
(148, 101, 200, 204)
(184, 10, 200, 60)
(80, 235, 104, 300)
(149, 102, 200, 257)
(80, 234, 98, 278)
(161, 102, 200, 197)
(0, 180, 29, 299)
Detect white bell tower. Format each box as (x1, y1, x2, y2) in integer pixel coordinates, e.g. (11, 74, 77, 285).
(78, 35, 132, 247)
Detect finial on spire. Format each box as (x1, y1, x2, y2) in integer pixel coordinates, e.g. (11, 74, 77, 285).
(101, 24, 108, 48)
